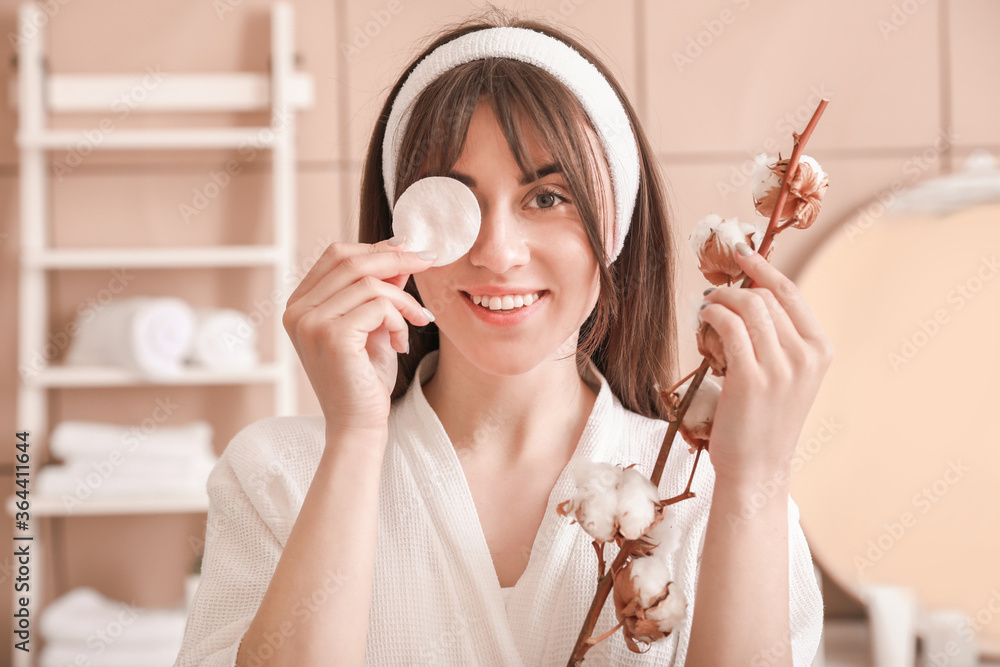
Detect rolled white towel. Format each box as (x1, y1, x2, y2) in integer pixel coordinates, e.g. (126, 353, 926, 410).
(50, 421, 213, 461)
(188, 308, 259, 370)
(66, 297, 196, 378)
(40, 587, 187, 646)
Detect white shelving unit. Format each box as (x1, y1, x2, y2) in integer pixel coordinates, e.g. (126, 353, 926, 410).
(7, 3, 313, 665)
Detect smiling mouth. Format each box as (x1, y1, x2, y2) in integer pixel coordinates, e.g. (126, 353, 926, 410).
(462, 291, 547, 313)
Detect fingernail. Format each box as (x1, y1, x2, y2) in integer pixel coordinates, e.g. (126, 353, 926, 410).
(421, 307, 435, 322)
(699, 301, 710, 311)
(416, 250, 438, 261)
(736, 242, 753, 256)
(388, 235, 406, 246)
(404, 340, 410, 354)
(703, 287, 716, 295)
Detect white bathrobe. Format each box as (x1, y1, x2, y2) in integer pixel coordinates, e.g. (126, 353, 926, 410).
(174, 350, 823, 666)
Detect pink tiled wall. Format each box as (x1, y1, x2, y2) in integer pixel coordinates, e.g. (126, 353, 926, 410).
(0, 0, 995, 661)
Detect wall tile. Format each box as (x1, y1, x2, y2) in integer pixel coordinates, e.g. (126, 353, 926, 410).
(50, 165, 274, 247)
(949, 0, 1000, 147)
(61, 513, 205, 607)
(645, 0, 941, 155)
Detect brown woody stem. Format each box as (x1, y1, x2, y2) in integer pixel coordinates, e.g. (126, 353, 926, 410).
(593, 540, 606, 579)
(651, 358, 711, 485)
(658, 365, 700, 401)
(587, 621, 625, 647)
(683, 446, 704, 495)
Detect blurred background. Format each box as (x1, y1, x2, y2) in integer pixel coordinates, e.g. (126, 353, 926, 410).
(0, 0, 997, 665)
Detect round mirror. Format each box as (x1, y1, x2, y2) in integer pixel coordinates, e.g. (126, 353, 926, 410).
(792, 153, 1000, 657)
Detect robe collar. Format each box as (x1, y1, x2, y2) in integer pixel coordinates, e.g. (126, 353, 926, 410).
(393, 349, 623, 660)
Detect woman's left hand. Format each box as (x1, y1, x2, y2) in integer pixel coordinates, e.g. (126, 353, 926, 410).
(697, 242, 835, 486)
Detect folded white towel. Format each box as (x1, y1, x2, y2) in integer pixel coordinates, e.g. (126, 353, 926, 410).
(40, 587, 187, 646)
(41, 449, 215, 481)
(50, 421, 213, 461)
(37, 457, 215, 498)
(188, 308, 259, 370)
(39, 640, 181, 667)
(66, 297, 196, 378)
(41, 643, 183, 667)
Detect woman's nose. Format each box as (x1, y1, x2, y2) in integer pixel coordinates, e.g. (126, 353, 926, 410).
(467, 201, 530, 273)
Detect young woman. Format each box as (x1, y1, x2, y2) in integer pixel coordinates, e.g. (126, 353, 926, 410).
(175, 12, 831, 667)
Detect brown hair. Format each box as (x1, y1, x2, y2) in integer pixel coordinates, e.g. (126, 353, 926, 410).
(358, 10, 679, 420)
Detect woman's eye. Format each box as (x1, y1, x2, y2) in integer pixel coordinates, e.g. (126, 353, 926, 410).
(530, 189, 567, 209)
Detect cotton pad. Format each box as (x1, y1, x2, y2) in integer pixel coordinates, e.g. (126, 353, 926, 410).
(391, 176, 481, 266)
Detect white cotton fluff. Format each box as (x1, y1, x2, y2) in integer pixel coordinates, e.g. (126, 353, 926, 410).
(391, 176, 482, 266)
(751, 153, 781, 203)
(646, 582, 687, 632)
(642, 509, 683, 558)
(674, 377, 722, 432)
(568, 462, 623, 542)
(630, 554, 671, 609)
(616, 467, 660, 540)
(751, 153, 826, 203)
(688, 214, 762, 259)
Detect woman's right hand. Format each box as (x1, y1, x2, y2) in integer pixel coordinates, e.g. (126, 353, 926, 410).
(282, 238, 436, 437)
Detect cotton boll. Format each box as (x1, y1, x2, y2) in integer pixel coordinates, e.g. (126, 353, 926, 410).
(752, 153, 829, 229)
(572, 461, 622, 494)
(646, 582, 687, 633)
(559, 462, 623, 542)
(752, 153, 781, 204)
(629, 554, 671, 609)
(689, 215, 764, 285)
(612, 559, 685, 650)
(391, 177, 481, 266)
(616, 467, 659, 540)
(665, 376, 722, 451)
(679, 376, 722, 429)
(642, 510, 682, 558)
(713, 217, 758, 251)
(687, 213, 723, 259)
(578, 491, 620, 542)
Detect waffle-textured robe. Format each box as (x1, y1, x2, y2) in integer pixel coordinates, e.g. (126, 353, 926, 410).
(174, 350, 823, 666)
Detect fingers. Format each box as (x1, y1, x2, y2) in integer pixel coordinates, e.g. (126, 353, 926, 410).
(701, 287, 784, 370)
(295, 245, 436, 310)
(288, 236, 410, 303)
(306, 295, 411, 355)
(307, 274, 433, 335)
(698, 298, 754, 375)
(733, 243, 827, 344)
(347, 297, 412, 355)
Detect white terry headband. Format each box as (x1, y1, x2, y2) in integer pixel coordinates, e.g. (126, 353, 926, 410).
(382, 26, 640, 264)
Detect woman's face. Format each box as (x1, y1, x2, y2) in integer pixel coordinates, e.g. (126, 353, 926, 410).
(412, 99, 615, 376)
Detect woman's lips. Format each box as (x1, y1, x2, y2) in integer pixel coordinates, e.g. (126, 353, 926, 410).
(461, 290, 548, 326)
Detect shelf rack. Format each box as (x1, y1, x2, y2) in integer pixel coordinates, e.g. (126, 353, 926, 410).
(7, 3, 313, 665)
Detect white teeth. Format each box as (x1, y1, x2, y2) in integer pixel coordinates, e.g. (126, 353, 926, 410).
(468, 291, 541, 311)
